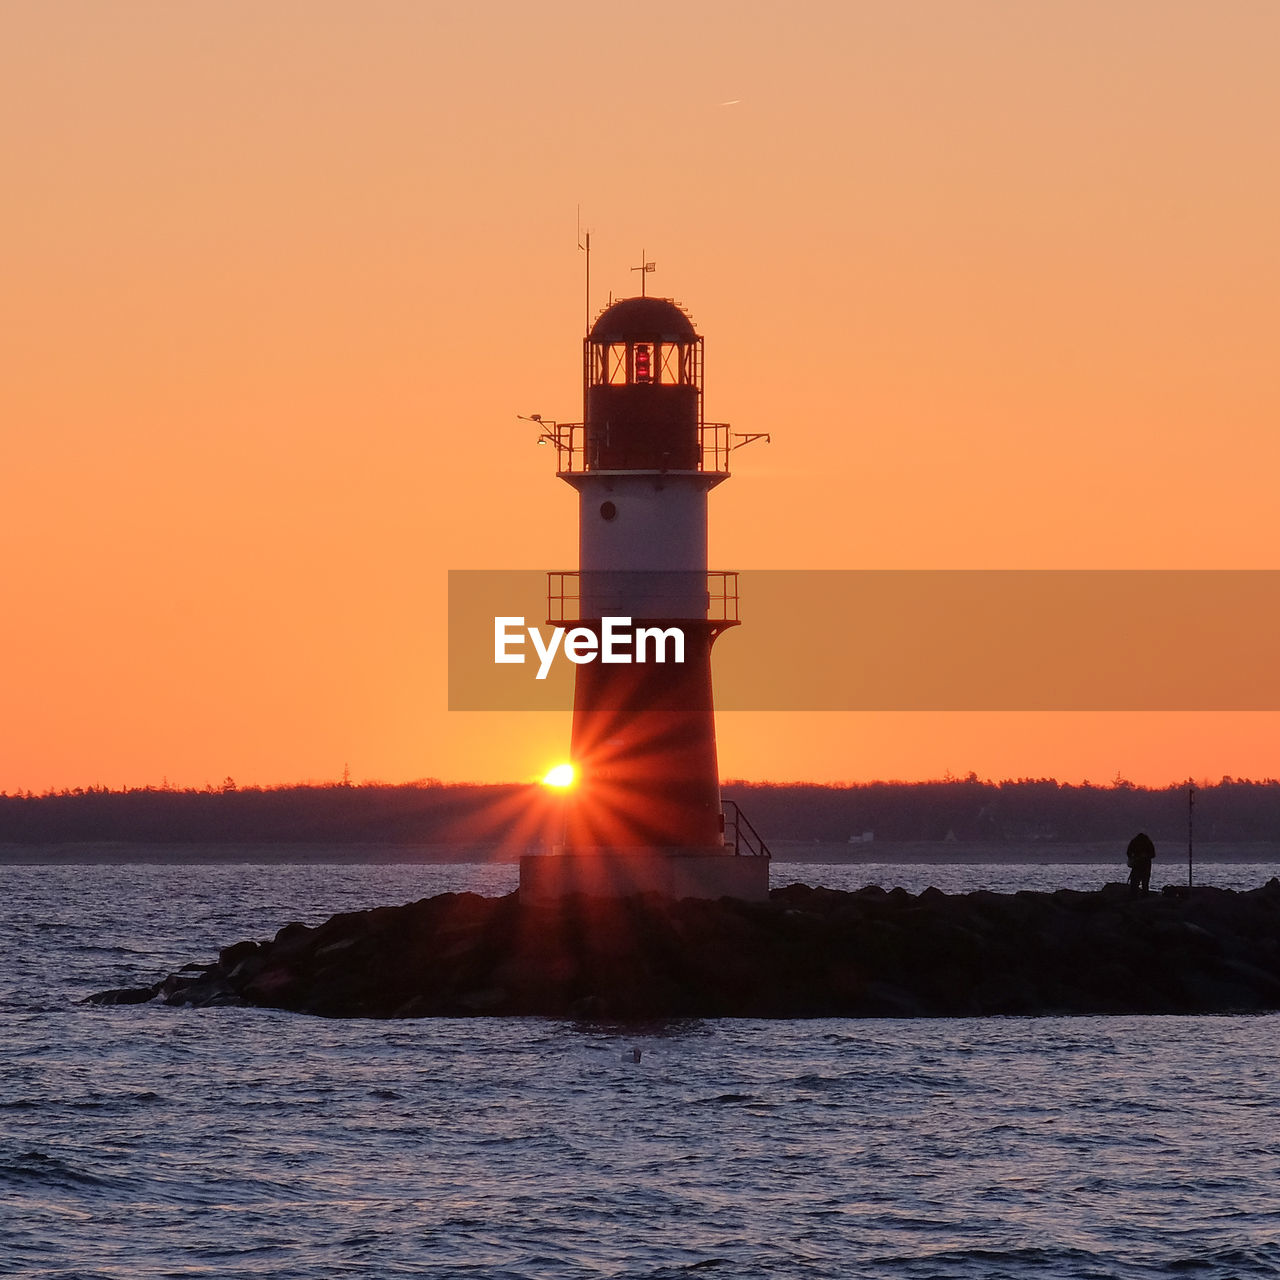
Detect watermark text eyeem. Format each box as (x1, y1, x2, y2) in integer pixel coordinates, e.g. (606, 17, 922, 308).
(494, 617, 686, 680)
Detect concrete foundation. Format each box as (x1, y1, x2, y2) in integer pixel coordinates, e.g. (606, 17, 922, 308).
(519, 850, 769, 903)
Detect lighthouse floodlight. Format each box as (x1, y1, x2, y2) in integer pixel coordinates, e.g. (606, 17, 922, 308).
(518, 413, 563, 449)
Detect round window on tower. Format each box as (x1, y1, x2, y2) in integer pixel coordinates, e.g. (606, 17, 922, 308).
(600, 501, 617, 521)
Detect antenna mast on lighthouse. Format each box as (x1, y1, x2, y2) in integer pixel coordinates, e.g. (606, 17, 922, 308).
(630, 249, 655, 297)
(577, 207, 591, 334)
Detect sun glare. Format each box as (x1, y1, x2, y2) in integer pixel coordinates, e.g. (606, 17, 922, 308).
(542, 763, 576, 789)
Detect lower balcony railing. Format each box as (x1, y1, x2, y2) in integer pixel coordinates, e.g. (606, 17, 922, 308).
(547, 570, 738, 624)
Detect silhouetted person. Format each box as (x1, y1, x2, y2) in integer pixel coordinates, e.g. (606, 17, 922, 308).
(1126, 831, 1155, 896)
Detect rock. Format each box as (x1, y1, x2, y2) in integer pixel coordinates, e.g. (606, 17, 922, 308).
(85, 881, 1280, 1020)
(85, 982, 163, 1006)
(218, 940, 259, 968)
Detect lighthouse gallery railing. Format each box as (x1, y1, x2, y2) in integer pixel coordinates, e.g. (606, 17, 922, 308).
(547, 571, 738, 625)
(541, 422, 734, 475)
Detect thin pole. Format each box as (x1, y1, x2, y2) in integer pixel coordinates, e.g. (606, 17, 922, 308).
(1188, 783, 1196, 888)
(577, 209, 591, 335)
(631, 250, 654, 296)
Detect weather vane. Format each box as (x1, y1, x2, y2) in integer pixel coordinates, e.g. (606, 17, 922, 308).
(631, 250, 655, 297)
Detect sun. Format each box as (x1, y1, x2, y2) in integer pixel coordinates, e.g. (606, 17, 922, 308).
(541, 763, 576, 789)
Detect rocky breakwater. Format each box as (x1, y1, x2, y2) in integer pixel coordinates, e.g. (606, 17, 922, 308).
(88, 880, 1280, 1019)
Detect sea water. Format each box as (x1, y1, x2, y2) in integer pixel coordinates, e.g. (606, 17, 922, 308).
(4, 862, 1280, 1279)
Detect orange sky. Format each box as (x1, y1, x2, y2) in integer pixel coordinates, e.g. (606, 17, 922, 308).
(2, 1, 1278, 793)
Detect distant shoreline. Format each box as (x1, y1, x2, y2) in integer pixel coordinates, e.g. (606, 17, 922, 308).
(4, 840, 1278, 867)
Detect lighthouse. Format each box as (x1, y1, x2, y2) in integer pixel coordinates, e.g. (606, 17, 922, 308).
(519, 290, 770, 902)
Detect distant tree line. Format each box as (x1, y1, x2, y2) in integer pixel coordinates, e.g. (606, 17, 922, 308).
(0, 782, 524, 845)
(721, 776, 1280, 844)
(1, 777, 1277, 845)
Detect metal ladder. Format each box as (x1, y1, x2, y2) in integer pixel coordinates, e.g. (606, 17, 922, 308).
(722, 800, 772, 858)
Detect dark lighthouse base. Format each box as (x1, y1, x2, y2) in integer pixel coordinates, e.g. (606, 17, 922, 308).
(519, 850, 769, 903)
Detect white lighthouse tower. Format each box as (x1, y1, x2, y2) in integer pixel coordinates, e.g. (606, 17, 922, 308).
(519, 289, 770, 902)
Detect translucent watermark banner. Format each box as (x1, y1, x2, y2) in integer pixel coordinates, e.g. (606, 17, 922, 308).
(448, 570, 1280, 711)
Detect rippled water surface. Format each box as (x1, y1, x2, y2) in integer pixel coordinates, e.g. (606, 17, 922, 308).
(4, 862, 1280, 1278)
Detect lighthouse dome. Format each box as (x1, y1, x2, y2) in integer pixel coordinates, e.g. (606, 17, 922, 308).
(589, 296, 697, 343)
